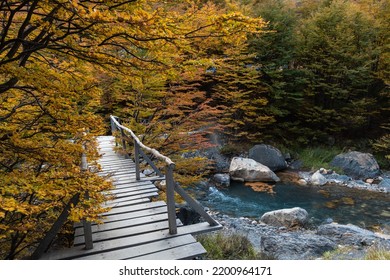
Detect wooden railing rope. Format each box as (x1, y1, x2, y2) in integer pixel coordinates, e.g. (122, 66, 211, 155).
(110, 115, 219, 235)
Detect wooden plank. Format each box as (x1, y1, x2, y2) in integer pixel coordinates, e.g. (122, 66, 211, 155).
(108, 190, 158, 200)
(101, 201, 166, 217)
(98, 159, 134, 164)
(74, 235, 198, 260)
(42, 223, 219, 260)
(107, 186, 157, 196)
(110, 181, 156, 190)
(73, 219, 180, 245)
(74, 203, 167, 228)
(95, 206, 167, 225)
(106, 193, 157, 206)
(130, 242, 206, 260)
(74, 213, 169, 237)
(104, 198, 151, 209)
(98, 162, 135, 167)
(112, 176, 165, 183)
(98, 168, 136, 174)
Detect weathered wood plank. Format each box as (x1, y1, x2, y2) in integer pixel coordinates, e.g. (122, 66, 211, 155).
(105, 193, 158, 207)
(74, 213, 169, 237)
(109, 181, 156, 190)
(74, 235, 198, 260)
(98, 159, 134, 164)
(95, 206, 167, 225)
(108, 190, 158, 200)
(111, 175, 165, 183)
(73, 203, 167, 228)
(98, 169, 136, 176)
(103, 198, 151, 209)
(106, 186, 157, 196)
(42, 223, 218, 260)
(100, 201, 166, 217)
(73, 219, 180, 245)
(130, 242, 206, 260)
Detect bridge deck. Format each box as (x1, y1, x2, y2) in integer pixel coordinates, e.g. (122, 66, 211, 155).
(41, 136, 221, 260)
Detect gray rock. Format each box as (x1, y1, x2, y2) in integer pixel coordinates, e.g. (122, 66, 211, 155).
(260, 232, 337, 260)
(317, 223, 378, 246)
(289, 160, 303, 170)
(325, 173, 351, 184)
(212, 173, 230, 187)
(260, 207, 309, 228)
(142, 168, 155, 176)
(322, 218, 334, 225)
(378, 178, 390, 192)
(311, 171, 327, 186)
(204, 147, 231, 172)
(177, 204, 201, 225)
(249, 144, 287, 171)
(229, 157, 280, 182)
(330, 151, 381, 180)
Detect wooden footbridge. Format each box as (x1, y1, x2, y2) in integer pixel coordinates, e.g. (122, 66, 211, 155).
(38, 116, 221, 260)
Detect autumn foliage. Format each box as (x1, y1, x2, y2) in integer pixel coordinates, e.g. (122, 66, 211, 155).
(0, 0, 264, 259)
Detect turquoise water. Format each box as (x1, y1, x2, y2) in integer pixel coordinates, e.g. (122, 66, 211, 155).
(194, 182, 390, 229)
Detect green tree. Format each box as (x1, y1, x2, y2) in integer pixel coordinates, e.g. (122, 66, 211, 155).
(294, 0, 385, 143)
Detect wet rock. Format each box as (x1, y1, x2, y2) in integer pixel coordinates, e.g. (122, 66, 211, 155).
(260, 207, 309, 228)
(317, 223, 379, 246)
(311, 171, 327, 186)
(322, 218, 334, 225)
(330, 151, 380, 180)
(366, 178, 374, 184)
(260, 232, 337, 260)
(212, 173, 230, 187)
(229, 157, 280, 182)
(297, 179, 308, 186)
(325, 173, 351, 185)
(248, 144, 287, 171)
(177, 204, 201, 225)
(204, 148, 231, 173)
(142, 168, 155, 176)
(289, 160, 303, 170)
(378, 178, 390, 192)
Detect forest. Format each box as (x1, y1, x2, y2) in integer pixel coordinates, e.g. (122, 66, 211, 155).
(0, 0, 389, 259)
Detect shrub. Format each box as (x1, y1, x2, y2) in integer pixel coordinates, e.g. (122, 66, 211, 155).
(196, 232, 264, 260)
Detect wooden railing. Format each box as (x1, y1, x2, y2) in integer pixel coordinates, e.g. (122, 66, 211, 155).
(110, 115, 219, 234)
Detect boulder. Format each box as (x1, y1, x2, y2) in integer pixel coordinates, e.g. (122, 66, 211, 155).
(229, 157, 280, 182)
(311, 171, 327, 186)
(177, 204, 201, 225)
(378, 178, 390, 192)
(260, 207, 309, 228)
(260, 232, 336, 260)
(248, 144, 287, 171)
(212, 173, 230, 187)
(317, 223, 379, 246)
(330, 151, 380, 180)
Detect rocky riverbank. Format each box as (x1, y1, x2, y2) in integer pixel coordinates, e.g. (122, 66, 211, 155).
(206, 209, 390, 260)
(183, 142, 390, 259)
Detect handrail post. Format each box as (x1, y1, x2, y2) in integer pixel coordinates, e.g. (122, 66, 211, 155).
(120, 128, 127, 151)
(81, 147, 93, 250)
(165, 164, 177, 234)
(134, 140, 141, 181)
(110, 117, 116, 135)
(82, 192, 93, 250)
